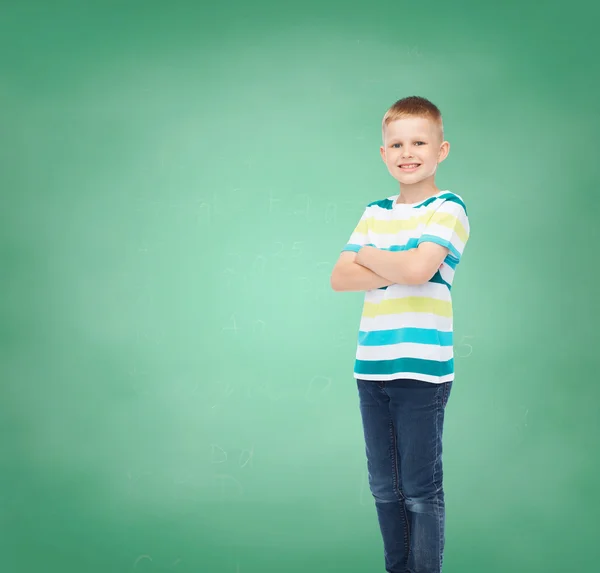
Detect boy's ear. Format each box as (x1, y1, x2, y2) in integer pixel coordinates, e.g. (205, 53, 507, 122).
(380, 145, 386, 162)
(438, 141, 450, 163)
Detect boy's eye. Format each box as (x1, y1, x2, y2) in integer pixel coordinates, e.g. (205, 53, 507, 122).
(392, 141, 426, 147)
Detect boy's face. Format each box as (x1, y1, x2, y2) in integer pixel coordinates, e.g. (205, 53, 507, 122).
(379, 116, 449, 185)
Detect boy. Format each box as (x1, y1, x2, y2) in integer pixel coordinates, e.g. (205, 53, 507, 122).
(330, 96, 470, 573)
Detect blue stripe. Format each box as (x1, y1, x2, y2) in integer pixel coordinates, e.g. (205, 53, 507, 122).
(418, 235, 461, 261)
(387, 238, 419, 251)
(347, 237, 459, 259)
(342, 243, 456, 281)
(407, 192, 467, 213)
(444, 254, 458, 270)
(363, 193, 466, 213)
(355, 357, 454, 377)
(343, 242, 415, 252)
(367, 198, 394, 210)
(350, 239, 420, 252)
(358, 327, 453, 347)
(413, 195, 440, 208)
(371, 271, 449, 290)
(429, 270, 451, 289)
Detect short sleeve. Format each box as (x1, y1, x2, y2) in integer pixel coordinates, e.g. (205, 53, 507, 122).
(417, 196, 470, 263)
(341, 207, 370, 253)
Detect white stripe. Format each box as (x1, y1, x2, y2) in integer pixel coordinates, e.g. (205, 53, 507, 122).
(347, 231, 367, 245)
(355, 371, 454, 383)
(439, 264, 455, 283)
(359, 312, 454, 332)
(357, 342, 454, 361)
(365, 229, 426, 249)
(366, 282, 450, 302)
(374, 195, 447, 212)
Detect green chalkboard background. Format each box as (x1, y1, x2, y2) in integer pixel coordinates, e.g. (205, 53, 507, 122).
(2, 0, 599, 571)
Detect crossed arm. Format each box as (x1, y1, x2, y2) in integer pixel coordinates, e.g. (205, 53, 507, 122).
(330, 243, 449, 292)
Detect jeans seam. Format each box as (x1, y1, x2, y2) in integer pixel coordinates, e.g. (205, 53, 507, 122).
(389, 417, 410, 557)
(390, 420, 401, 500)
(434, 386, 443, 572)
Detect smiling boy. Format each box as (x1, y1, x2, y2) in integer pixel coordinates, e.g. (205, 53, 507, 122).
(330, 96, 470, 573)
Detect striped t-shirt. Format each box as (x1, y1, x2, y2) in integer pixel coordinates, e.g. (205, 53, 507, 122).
(342, 190, 470, 384)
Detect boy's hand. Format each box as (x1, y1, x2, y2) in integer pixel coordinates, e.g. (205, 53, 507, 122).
(356, 246, 376, 267)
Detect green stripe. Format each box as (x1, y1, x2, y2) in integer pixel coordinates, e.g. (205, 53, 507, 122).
(364, 192, 467, 214)
(429, 270, 451, 290)
(355, 357, 454, 377)
(413, 195, 440, 208)
(367, 198, 395, 210)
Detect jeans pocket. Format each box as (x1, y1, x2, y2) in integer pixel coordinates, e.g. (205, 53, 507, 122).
(442, 381, 452, 408)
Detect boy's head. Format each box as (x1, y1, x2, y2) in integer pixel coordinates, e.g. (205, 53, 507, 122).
(380, 96, 449, 187)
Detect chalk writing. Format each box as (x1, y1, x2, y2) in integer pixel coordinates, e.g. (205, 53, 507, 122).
(305, 375, 332, 402)
(210, 444, 228, 464)
(239, 444, 255, 469)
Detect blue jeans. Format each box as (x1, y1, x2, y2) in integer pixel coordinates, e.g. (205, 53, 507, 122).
(357, 378, 453, 573)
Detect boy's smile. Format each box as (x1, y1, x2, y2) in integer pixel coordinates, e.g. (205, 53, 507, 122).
(398, 163, 421, 172)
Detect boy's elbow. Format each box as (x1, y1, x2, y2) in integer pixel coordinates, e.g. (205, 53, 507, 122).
(403, 272, 426, 286)
(387, 251, 428, 285)
(330, 270, 344, 292)
(331, 274, 351, 292)
(405, 261, 433, 285)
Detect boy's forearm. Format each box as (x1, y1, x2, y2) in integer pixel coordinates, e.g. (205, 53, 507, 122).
(331, 262, 394, 292)
(356, 246, 420, 285)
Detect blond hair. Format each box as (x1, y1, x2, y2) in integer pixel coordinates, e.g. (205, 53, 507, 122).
(382, 96, 444, 141)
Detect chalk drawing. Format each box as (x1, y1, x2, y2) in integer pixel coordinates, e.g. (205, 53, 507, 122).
(271, 241, 285, 259)
(456, 335, 474, 358)
(268, 191, 282, 214)
(252, 255, 267, 276)
(239, 444, 255, 469)
(253, 320, 266, 336)
(305, 375, 332, 402)
(197, 201, 212, 225)
(292, 193, 311, 218)
(222, 315, 240, 335)
(214, 473, 244, 498)
(210, 444, 228, 464)
(291, 241, 304, 258)
(133, 554, 152, 568)
(210, 380, 234, 409)
(133, 555, 182, 569)
(325, 202, 338, 224)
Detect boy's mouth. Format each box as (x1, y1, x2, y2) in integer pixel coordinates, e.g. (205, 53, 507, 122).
(399, 163, 421, 171)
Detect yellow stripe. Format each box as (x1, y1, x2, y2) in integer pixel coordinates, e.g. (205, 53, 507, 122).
(428, 211, 469, 243)
(354, 219, 368, 234)
(366, 209, 433, 235)
(362, 297, 453, 318)
(364, 208, 468, 244)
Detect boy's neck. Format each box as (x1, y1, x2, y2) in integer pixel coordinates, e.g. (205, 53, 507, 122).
(396, 181, 441, 205)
